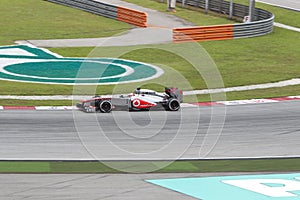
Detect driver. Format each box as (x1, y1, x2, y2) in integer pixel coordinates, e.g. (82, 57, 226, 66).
(135, 87, 141, 95)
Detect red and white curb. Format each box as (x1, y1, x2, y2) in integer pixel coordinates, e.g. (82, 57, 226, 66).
(0, 106, 76, 111)
(0, 96, 299, 110)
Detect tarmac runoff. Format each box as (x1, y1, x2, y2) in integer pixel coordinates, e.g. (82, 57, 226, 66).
(2, 172, 300, 200)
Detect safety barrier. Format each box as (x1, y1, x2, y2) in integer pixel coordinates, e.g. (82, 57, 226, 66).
(173, 24, 233, 42)
(233, 16, 274, 38)
(46, 0, 147, 27)
(117, 6, 147, 27)
(173, 0, 274, 42)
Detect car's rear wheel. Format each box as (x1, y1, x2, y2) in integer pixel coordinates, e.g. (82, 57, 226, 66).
(99, 100, 112, 113)
(167, 98, 180, 111)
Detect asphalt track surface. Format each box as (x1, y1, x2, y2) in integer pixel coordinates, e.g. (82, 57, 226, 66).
(3, 2, 300, 200)
(2, 172, 251, 200)
(1, 101, 299, 200)
(1, 100, 300, 160)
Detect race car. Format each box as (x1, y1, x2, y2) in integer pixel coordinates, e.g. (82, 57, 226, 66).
(76, 87, 183, 113)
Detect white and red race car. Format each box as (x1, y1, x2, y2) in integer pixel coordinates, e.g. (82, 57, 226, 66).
(76, 87, 183, 113)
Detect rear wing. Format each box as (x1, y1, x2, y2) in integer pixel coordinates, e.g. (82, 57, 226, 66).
(165, 87, 183, 103)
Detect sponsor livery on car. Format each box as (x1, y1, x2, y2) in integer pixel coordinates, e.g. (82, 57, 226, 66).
(76, 87, 183, 113)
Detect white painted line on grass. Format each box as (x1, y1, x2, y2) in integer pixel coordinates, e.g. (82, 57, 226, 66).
(274, 22, 300, 32)
(184, 78, 300, 95)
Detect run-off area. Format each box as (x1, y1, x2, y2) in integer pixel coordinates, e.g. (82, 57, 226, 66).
(148, 173, 300, 200)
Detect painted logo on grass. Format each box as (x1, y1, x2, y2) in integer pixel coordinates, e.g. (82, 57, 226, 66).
(0, 45, 163, 84)
(147, 173, 300, 200)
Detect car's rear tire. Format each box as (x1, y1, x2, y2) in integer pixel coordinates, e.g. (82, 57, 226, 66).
(99, 100, 112, 113)
(167, 98, 180, 111)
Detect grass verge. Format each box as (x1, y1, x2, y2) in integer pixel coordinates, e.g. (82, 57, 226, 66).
(185, 85, 300, 103)
(0, 0, 131, 45)
(51, 29, 300, 89)
(0, 158, 300, 173)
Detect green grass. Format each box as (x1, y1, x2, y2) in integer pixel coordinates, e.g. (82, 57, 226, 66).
(0, 29, 299, 101)
(184, 85, 300, 103)
(0, 81, 73, 95)
(0, 0, 131, 45)
(201, 27, 300, 87)
(1, 158, 300, 173)
(52, 28, 300, 87)
(233, 0, 300, 28)
(162, 158, 300, 173)
(48, 30, 300, 95)
(0, 162, 50, 173)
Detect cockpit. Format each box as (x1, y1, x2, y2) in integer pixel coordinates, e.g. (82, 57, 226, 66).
(134, 88, 156, 95)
